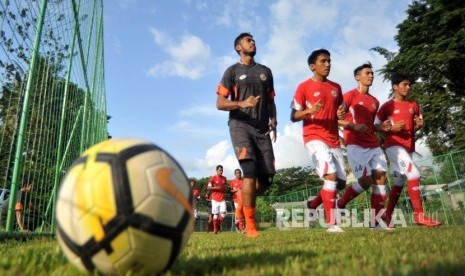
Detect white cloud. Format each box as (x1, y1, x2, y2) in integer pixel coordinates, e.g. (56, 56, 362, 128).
(147, 28, 212, 79)
(194, 140, 240, 179)
(213, 0, 263, 31)
(274, 123, 310, 169)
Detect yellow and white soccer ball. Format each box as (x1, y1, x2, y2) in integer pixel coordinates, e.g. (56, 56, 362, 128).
(55, 138, 193, 275)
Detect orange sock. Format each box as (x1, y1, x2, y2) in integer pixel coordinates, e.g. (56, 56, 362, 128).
(235, 201, 244, 222)
(243, 207, 256, 230)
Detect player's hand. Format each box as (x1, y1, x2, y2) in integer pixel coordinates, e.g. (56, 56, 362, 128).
(242, 95, 260, 108)
(391, 121, 405, 132)
(380, 120, 392, 132)
(414, 116, 424, 130)
(337, 105, 346, 120)
(266, 118, 277, 142)
(311, 99, 323, 114)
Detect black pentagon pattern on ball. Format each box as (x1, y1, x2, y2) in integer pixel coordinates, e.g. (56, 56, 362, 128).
(56, 143, 193, 274)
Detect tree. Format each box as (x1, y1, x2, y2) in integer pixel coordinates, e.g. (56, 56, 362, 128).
(266, 166, 322, 197)
(372, 0, 465, 155)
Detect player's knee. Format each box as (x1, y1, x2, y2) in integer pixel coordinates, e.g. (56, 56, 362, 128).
(393, 171, 407, 186)
(358, 175, 373, 190)
(258, 174, 274, 188)
(406, 170, 420, 181)
(336, 179, 346, 191)
(240, 159, 256, 178)
(324, 172, 338, 182)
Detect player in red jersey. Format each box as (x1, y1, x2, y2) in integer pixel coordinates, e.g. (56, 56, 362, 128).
(204, 190, 213, 233)
(216, 33, 277, 238)
(190, 180, 201, 231)
(375, 72, 441, 227)
(207, 165, 228, 234)
(230, 168, 245, 232)
(337, 62, 393, 230)
(290, 49, 346, 233)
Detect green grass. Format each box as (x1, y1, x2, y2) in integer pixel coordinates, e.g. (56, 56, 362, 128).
(1, 226, 464, 275)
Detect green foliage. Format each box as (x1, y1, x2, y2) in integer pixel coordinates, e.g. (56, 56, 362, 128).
(372, 0, 465, 156)
(267, 166, 323, 197)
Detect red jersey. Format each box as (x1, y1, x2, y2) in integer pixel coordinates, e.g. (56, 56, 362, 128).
(192, 188, 200, 202)
(291, 78, 343, 147)
(208, 175, 227, 201)
(375, 99, 421, 153)
(229, 178, 243, 202)
(343, 88, 380, 148)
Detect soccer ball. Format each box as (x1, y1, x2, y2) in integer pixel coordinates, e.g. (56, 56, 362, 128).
(55, 138, 193, 275)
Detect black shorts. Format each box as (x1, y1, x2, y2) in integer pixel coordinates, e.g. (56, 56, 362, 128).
(228, 119, 275, 175)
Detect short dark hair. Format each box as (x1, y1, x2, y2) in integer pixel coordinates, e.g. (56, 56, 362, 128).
(353, 61, 372, 77)
(307, 49, 330, 65)
(216, 165, 223, 171)
(234, 33, 253, 54)
(234, 169, 241, 174)
(391, 72, 411, 86)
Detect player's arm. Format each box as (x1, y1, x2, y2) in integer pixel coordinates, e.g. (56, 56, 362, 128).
(339, 120, 369, 133)
(207, 182, 223, 191)
(290, 99, 323, 122)
(216, 94, 260, 111)
(375, 118, 405, 132)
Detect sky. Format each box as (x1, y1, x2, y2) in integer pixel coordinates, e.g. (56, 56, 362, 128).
(103, 0, 430, 180)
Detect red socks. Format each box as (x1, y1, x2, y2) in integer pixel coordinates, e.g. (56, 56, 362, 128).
(243, 207, 257, 230)
(321, 180, 337, 225)
(338, 182, 364, 208)
(371, 184, 386, 217)
(309, 192, 322, 209)
(407, 179, 424, 214)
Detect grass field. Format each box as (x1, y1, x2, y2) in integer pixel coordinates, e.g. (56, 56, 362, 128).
(1, 226, 464, 275)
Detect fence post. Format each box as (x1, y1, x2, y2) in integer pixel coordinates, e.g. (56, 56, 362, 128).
(5, 0, 48, 232)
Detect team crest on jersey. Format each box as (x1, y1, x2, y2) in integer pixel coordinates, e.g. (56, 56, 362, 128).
(260, 73, 267, 81)
(239, 74, 247, 80)
(313, 92, 320, 97)
(372, 103, 377, 109)
(394, 109, 400, 114)
(409, 108, 414, 114)
(331, 90, 338, 97)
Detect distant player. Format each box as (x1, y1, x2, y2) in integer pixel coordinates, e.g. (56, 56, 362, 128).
(204, 190, 213, 233)
(207, 165, 227, 234)
(375, 72, 441, 227)
(190, 180, 200, 231)
(230, 168, 245, 232)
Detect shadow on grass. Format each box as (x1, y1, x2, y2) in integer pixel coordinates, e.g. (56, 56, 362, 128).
(410, 263, 465, 276)
(169, 248, 316, 275)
